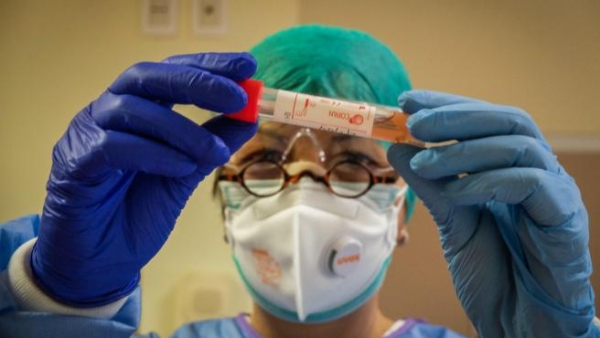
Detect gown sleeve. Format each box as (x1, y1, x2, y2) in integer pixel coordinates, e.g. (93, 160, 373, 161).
(0, 214, 153, 338)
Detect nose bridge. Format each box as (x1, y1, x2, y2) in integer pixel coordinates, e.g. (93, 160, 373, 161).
(282, 129, 326, 164)
(284, 160, 328, 189)
(288, 170, 321, 184)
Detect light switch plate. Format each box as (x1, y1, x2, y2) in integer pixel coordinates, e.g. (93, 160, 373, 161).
(142, 0, 178, 35)
(193, 0, 228, 35)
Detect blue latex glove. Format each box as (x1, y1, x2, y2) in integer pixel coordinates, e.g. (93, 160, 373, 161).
(387, 90, 598, 337)
(31, 52, 258, 307)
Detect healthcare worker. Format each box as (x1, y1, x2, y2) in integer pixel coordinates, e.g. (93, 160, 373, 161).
(0, 25, 597, 338)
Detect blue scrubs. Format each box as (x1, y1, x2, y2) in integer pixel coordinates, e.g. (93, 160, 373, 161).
(0, 215, 465, 337)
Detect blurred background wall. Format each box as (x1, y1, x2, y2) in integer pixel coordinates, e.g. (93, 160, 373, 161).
(1, 1, 599, 337)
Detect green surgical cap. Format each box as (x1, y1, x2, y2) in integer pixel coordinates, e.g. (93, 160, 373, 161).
(250, 24, 417, 222)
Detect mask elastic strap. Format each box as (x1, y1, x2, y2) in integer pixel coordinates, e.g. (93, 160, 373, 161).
(386, 184, 408, 248)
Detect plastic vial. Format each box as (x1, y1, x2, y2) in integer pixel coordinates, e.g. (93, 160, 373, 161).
(230, 80, 423, 146)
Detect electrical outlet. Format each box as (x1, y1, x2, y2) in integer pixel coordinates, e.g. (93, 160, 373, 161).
(193, 0, 227, 35)
(142, 0, 178, 35)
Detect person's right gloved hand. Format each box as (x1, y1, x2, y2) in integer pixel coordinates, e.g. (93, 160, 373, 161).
(388, 90, 597, 337)
(30, 52, 258, 307)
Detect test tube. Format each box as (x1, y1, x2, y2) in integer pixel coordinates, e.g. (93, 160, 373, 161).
(230, 80, 423, 146)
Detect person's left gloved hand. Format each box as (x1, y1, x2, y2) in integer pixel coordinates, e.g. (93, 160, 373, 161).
(387, 90, 598, 338)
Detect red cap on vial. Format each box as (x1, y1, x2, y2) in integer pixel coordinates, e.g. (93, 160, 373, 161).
(227, 79, 264, 123)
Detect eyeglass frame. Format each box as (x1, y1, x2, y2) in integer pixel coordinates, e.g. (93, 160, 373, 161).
(218, 158, 398, 198)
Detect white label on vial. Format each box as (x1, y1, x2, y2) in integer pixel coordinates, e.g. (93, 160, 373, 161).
(272, 90, 376, 137)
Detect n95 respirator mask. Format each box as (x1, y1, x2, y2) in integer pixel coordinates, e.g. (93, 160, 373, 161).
(219, 179, 406, 323)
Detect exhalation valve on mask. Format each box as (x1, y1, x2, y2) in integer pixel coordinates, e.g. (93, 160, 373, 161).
(327, 236, 363, 277)
(226, 79, 426, 146)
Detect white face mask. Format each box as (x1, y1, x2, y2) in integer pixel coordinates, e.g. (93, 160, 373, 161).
(220, 179, 406, 323)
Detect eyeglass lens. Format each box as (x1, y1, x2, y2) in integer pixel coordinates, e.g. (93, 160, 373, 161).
(241, 160, 373, 197)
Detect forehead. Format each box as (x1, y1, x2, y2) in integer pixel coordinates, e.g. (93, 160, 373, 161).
(229, 121, 388, 163)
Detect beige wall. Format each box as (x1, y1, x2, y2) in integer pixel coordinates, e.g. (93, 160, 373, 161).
(2, 1, 600, 337)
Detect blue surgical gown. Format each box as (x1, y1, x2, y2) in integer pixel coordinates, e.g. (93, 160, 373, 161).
(0, 215, 465, 337)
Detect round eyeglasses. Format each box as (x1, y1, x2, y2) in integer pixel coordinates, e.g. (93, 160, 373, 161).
(218, 159, 398, 198)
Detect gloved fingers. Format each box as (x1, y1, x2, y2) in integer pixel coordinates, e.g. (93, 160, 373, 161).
(398, 89, 487, 114)
(90, 130, 198, 177)
(443, 167, 582, 226)
(409, 135, 560, 179)
(407, 102, 548, 144)
(387, 144, 452, 221)
(109, 62, 248, 113)
(91, 92, 231, 166)
(201, 115, 258, 154)
(388, 143, 475, 220)
(388, 143, 483, 257)
(162, 52, 257, 82)
(166, 116, 258, 185)
(398, 90, 548, 144)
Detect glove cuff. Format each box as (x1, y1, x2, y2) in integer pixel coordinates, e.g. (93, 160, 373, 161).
(7, 238, 129, 319)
